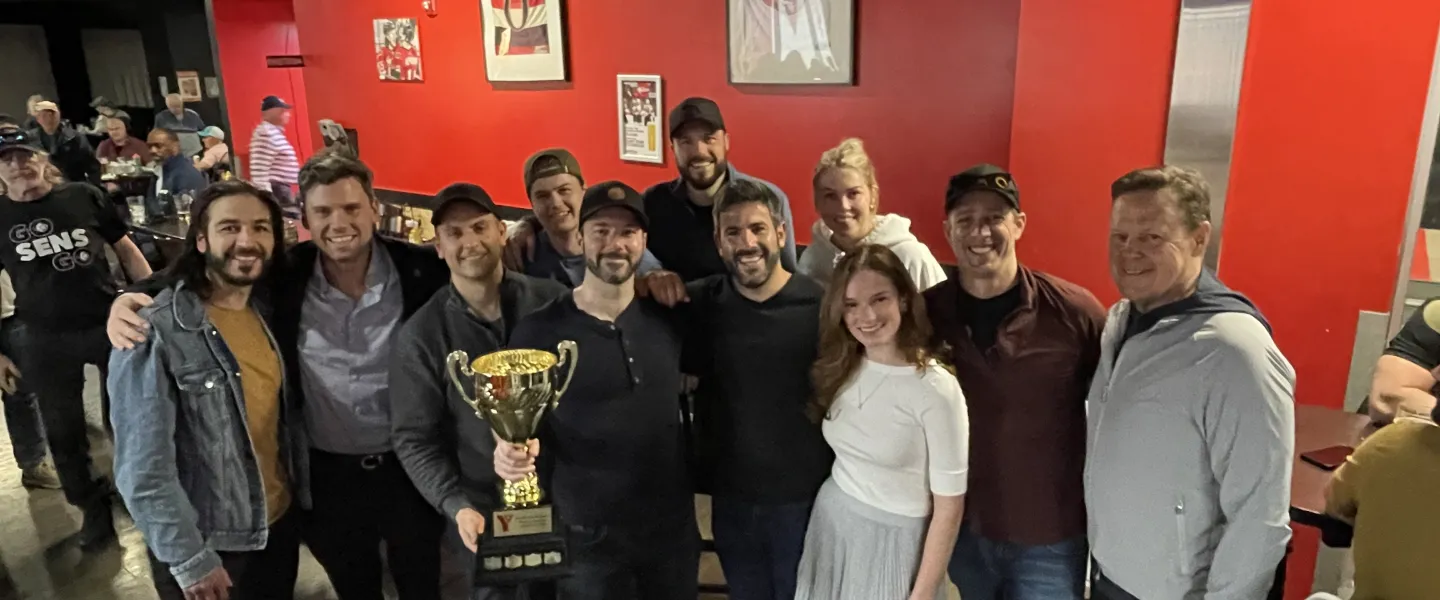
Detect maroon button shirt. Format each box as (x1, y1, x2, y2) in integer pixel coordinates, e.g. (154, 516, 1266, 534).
(923, 266, 1105, 545)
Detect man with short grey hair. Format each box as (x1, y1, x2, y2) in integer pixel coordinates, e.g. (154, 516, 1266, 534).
(154, 94, 205, 158)
(1086, 165, 1295, 600)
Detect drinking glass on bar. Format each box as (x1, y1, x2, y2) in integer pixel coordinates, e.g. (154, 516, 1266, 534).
(175, 192, 194, 225)
(125, 196, 146, 224)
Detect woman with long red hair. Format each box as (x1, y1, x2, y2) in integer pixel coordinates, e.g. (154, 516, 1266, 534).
(795, 244, 969, 600)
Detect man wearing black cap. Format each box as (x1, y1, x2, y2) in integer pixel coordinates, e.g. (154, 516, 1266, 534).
(390, 182, 567, 599)
(643, 97, 797, 283)
(513, 148, 661, 287)
(109, 180, 306, 600)
(0, 124, 152, 550)
(249, 95, 300, 206)
(495, 181, 698, 600)
(922, 164, 1105, 600)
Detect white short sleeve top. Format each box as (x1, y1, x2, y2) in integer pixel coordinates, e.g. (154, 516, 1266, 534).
(822, 358, 970, 518)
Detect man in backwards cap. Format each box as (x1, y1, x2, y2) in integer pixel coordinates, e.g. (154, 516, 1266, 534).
(496, 182, 699, 600)
(390, 182, 567, 599)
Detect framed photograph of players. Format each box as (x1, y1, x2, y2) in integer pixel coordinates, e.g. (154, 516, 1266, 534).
(617, 75, 663, 164)
(482, 0, 567, 82)
(176, 71, 203, 101)
(374, 18, 424, 82)
(727, 0, 855, 85)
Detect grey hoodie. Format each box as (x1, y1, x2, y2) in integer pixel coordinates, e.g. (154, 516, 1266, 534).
(797, 214, 947, 290)
(1085, 274, 1295, 600)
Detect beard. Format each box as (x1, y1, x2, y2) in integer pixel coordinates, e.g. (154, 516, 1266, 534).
(725, 246, 778, 289)
(586, 251, 637, 285)
(452, 249, 500, 281)
(205, 245, 269, 287)
(679, 156, 727, 190)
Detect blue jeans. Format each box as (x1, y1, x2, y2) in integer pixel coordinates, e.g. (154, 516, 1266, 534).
(948, 522, 1087, 600)
(0, 318, 46, 469)
(711, 496, 812, 600)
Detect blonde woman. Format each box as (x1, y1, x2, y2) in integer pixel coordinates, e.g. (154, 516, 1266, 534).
(797, 138, 947, 290)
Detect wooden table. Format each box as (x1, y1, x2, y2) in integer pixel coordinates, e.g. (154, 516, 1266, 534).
(1289, 404, 1374, 547)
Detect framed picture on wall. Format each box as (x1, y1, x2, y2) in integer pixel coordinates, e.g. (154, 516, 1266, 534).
(727, 0, 855, 85)
(617, 75, 663, 164)
(481, 0, 567, 82)
(375, 18, 424, 82)
(175, 71, 203, 101)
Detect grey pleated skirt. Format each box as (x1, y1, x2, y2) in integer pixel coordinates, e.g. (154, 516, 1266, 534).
(794, 478, 944, 600)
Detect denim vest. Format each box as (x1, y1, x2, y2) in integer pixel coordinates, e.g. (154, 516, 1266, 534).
(109, 282, 311, 589)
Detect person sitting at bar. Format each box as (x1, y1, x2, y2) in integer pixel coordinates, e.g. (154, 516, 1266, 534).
(1323, 403, 1440, 600)
(148, 128, 207, 198)
(194, 126, 230, 172)
(96, 116, 150, 164)
(1369, 298, 1440, 424)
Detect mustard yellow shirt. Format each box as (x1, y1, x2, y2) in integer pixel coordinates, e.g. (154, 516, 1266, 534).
(1325, 418, 1440, 600)
(206, 304, 290, 524)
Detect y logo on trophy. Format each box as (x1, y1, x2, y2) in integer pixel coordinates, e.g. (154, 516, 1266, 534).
(446, 341, 577, 584)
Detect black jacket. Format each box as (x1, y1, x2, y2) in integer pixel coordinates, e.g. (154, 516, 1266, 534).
(389, 272, 568, 516)
(28, 124, 101, 186)
(270, 237, 450, 415)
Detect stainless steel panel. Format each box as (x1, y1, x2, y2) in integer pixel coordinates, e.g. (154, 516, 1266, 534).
(1162, 0, 1251, 270)
(1345, 311, 1390, 413)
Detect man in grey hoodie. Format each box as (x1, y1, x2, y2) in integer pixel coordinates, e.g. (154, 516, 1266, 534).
(1086, 165, 1295, 600)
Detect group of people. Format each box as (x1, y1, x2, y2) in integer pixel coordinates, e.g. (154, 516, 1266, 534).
(8, 91, 1428, 600)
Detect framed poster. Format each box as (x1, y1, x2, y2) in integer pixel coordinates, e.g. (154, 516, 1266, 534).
(175, 71, 203, 101)
(727, 0, 855, 85)
(375, 18, 424, 81)
(617, 75, 663, 164)
(481, 0, 567, 82)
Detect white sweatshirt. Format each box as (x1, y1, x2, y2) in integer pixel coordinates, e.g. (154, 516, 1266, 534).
(797, 214, 947, 291)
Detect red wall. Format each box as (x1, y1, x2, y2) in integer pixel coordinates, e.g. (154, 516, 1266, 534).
(212, 0, 314, 175)
(1007, 0, 1179, 301)
(290, 0, 1021, 248)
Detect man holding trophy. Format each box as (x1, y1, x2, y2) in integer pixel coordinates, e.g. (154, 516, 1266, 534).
(389, 182, 567, 599)
(496, 181, 699, 600)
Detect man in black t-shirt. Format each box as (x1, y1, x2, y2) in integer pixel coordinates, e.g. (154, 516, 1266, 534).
(1372, 299, 1440, 423)
(0, 125, 153, 550)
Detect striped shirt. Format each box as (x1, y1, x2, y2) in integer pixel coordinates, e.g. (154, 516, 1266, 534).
(248, 121, 299, 186)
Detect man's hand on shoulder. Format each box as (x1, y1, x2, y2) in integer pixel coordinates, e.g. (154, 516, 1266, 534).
(109, 293, 155, 350)
(637, 270, 688, 307)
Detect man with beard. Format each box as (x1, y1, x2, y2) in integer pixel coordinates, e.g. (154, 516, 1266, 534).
(677, 178, 830, 600)
(504, 99, 795, 287)
(0, 125, 152, 551)
(109, 181, 307, 600)
(390, 182, 566, 600)
(514, 148, 660, 287)
(106, 151, 451, 600)
(495, 182, 698, 600)
(923, 165, 1105, 600)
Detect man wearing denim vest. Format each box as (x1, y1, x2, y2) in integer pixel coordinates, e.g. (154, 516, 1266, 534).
(109, 180, 310, 600)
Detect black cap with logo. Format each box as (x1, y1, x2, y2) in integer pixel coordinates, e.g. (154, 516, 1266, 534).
(522, 148, 584, 193)
(668, 97, 725, 139)
(0, 125, 43, 156)
(945, 164, 1020, 214)
(431, 182, 499, 225)
(579, 181, 648, 230)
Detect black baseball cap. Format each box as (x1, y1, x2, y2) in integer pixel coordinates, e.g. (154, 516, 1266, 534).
(0, 126, 43, 157)
(523, 148, 583, 193)
(945, 164, 1020, 213)
(431, 182, 500, 225)
(668, 97, 725, 138)
(579, 181, 648, 230)
(261, 95, 292, 111)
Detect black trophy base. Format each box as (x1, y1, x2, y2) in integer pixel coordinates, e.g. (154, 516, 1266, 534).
(473, 504, 572, 586)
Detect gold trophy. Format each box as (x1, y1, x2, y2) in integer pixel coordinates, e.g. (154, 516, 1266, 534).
(446, 341, 577, 584)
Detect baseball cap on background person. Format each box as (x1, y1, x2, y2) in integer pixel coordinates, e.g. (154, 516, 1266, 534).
(0, 126, 44, 156)
(32, 101, 59, 114)
(522, 148, 583, 194)
(198, 126, 226, 141)
(944, 163, 1020, 213)
(431, 182, 499, 225)
(579, 181, 648, 230)
(260, 96, 292, 111)
(667, 97, 725, 138)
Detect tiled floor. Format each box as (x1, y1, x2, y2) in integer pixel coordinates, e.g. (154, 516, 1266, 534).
(0, 368, 951, 599)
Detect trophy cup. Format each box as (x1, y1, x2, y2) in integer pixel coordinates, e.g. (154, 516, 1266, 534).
(446, 341, 578, 584)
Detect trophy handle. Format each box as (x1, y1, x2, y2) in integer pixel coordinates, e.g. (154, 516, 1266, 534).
(552, 340, 579, 407)
(445, 351, 479, 412)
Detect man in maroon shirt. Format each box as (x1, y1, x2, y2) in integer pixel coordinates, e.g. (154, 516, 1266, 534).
(923, 164, 1105, 600)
